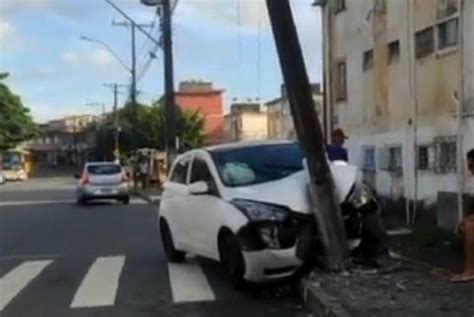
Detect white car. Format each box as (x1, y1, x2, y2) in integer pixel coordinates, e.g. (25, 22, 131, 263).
(0, 170, 6, 185)
(159, 141, 383, 284)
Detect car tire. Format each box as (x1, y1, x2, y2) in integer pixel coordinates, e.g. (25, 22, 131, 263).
(77, 197, 87, 206)
(219, 232, 246, 289)
(160, 220, 186, 263)
(122, 197, 130, 205)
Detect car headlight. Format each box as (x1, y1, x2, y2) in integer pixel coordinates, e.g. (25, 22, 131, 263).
(345, 183, 375, 209)
(231, 199, 290, 222)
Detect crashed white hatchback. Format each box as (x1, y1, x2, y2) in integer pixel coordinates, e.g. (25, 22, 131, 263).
(158, 141, 382, 284)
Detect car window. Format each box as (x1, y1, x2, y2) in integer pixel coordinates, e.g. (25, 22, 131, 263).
(190, 159, 213, 184)
(170, 158, 190, 184)
(209, 143, 304, 187)
(87, 164, 122, 175)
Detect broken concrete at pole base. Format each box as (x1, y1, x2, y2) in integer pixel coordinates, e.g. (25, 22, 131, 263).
(299, 261, 474, 317)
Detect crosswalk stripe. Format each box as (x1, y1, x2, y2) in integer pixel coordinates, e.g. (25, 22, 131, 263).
(168, 258, 216, 303)
(0, 260, 53, 311)
(70, 256, 125, 308)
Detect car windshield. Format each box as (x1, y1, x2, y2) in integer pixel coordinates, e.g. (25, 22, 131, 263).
(209, 143, 304, 187)
(87, 164, 122, 175)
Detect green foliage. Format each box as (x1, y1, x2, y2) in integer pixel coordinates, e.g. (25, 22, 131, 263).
(0, 74, 36, 150)
(94, 102, 205, 159)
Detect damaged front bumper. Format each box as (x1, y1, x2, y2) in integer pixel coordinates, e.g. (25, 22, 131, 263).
(236, 212, 314, 282)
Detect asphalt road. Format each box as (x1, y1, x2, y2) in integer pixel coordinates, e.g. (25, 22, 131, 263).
(0, 177, 307, 317)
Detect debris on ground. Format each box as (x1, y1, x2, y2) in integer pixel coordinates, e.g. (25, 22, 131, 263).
(307, 261, 474, 317)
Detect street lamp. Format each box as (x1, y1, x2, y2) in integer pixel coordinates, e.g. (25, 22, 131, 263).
(80, 36, 132, 74)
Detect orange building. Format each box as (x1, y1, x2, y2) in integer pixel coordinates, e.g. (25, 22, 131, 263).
(175, 80, 225, 145)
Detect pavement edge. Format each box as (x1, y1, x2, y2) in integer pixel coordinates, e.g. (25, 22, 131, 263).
(299, 278, 351, 317)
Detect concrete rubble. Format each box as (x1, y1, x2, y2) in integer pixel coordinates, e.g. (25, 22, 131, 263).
(303, 261, 474, 317)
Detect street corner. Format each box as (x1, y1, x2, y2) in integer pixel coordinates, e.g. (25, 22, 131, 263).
(299, 260, 474, 317)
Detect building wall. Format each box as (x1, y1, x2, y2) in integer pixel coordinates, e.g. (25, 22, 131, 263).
(265, 99, 283, 139)
(322, 0, 473, 229)
(224, 111, 268, 142)
(175, 90, 225, 145)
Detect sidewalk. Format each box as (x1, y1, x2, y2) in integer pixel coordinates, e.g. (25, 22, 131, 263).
(131, 186, 161, 205)
(300, 226, 474, 317)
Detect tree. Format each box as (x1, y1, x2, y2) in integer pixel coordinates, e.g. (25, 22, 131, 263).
(0, 73, 36, 151)
(92, 102, 205, 160)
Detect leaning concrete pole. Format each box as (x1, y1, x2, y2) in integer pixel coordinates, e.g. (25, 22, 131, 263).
(266, 0, 348, 270)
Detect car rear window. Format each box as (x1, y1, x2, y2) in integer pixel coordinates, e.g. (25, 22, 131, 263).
(87, 164, 122, 175)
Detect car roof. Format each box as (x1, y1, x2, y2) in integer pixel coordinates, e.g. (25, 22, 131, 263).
(204, 140, 297, 152)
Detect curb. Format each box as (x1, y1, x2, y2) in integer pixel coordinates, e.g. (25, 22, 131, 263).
(299, 278, 351, 317)
(131, 190, 160, 205)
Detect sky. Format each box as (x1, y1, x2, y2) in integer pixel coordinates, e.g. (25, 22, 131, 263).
(0, 0, 322, 123)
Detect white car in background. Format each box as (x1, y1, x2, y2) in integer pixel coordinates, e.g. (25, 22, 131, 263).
(0, 170, 6, 185)
(158, 141, 384, 285)
(75, 162, 131, 205)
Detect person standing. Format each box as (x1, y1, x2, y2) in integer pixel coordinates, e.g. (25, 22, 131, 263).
(452, 149, 474, 282)
(139, 157, 149, 190)
(327, 128, 349, 162)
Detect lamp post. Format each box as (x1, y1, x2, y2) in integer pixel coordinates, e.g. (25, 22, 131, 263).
(80, 36, 132, 74)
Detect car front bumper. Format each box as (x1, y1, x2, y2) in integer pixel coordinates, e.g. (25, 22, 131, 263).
(242, 247, 302, 282)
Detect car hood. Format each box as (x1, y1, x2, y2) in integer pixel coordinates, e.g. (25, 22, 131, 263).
(225, 162, 358, 214)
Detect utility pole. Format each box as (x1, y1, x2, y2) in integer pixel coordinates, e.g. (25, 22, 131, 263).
(266, 0, 348, 270)
(162, 0, 177, 167)
(113, 20, 152, 184)
(104, 83, 127, 162)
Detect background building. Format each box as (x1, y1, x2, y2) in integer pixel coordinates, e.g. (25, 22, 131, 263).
(265, 83, 324, 140)
(175, 80, 225, 145)
(224, 103, 268, 141)
(319, 0, 474, 229)
(26, 115, 98, 167)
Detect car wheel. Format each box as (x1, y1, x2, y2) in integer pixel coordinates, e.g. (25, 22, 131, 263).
(219, 232, 246, 289)
(160, 219, 186, 263)
(122, 197, 130, 205)
(77, 197, 87, 206)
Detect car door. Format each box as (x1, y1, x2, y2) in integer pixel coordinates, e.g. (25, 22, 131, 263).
(162, 154, 193, 251)
(185, 153, 227, 260)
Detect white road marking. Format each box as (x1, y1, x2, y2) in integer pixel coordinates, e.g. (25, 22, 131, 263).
(0, 260, 53, 311)
(0, 199, 149, 208)
(0, 199, 74, 207)
(70, 255, 125, 308)
(168, 258, 216, 303)
(0, 254, 60, 262)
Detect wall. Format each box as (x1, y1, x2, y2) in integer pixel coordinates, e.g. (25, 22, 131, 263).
(240, 113, 268, 140)
(175, 91, 225, 144)
(322, 0, 473, 229)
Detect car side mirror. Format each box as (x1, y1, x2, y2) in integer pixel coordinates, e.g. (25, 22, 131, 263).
(188, 181, 209, 195)
(74, 173, 81, 179)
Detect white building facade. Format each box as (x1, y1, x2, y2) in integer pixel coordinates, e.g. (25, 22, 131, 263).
(319, 0, 474, 229)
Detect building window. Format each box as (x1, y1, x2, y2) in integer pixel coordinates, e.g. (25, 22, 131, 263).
(335, 61, 347, 102)
(438, 18, 458, 50)
(334, 0, 345, 13)
(415, 27, 434, 59)
(437, 0, 458, 20)
(362, 50, 373, 71)
(435, 137, 457, 173)
(362, 147, 376, 171)
(388, 40, 400, 63)
(388, 146, 403, 172)
(417, 145, 430, 170)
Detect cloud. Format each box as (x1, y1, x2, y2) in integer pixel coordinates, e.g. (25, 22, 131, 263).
(61, 49, 118, 69)
(0, 19, 22, 48)
(0, 0, 87, 19)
